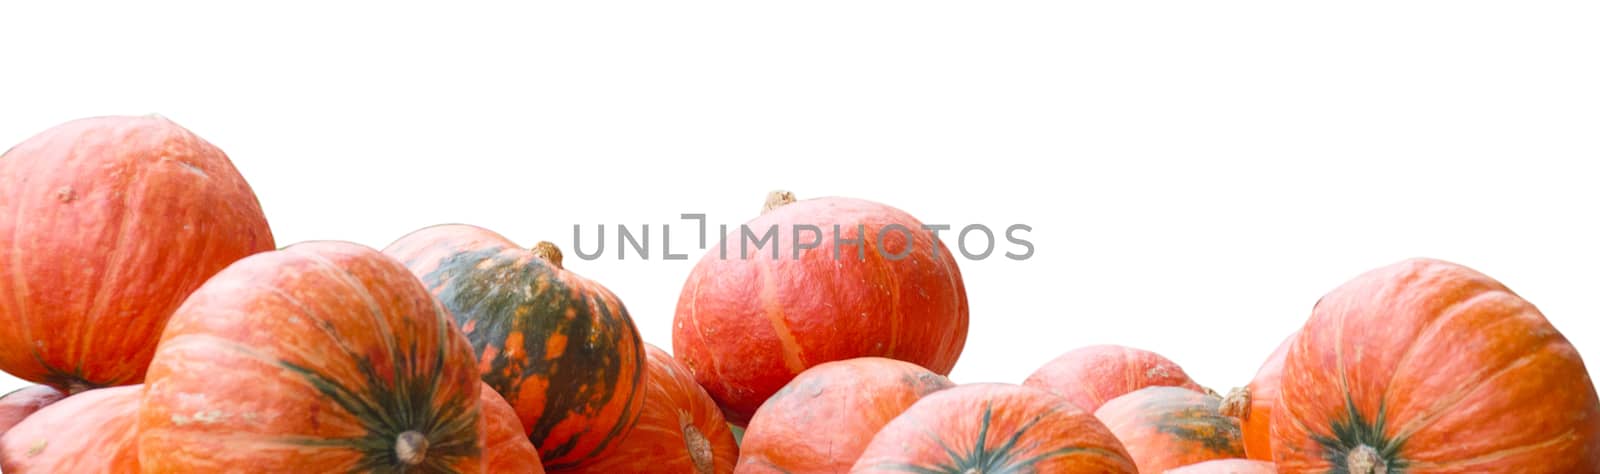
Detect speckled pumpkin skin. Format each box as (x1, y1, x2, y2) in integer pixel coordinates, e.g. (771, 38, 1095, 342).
(384, 224, 645, 471)
(1094, 386, 1245, 473)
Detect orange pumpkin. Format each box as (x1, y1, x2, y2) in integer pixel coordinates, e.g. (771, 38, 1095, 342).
(0, 386, 65, 437)
(0, 385, 141, 473)
(137, 241, 485, 472)
(481, 382, 544, 473)
(1166, 459, 1278, 473)
(738, 357, 954, 473)
(850, 383, 1137, 473)
(1273, 258, 1600, 473)
(0, 115, 275, 392)
(575, 344, 739, 474)
(1219, 331, 1293, 461)
(1094, 386, 1244, 473)
(1024, 344, 1206, 412)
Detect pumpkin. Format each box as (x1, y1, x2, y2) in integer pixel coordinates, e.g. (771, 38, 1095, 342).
(673, 190, 969, 425)
(481, 381, 545, 473)
(1094, 386, 1245, 473)
(1272, 258, 1600, 473)
(1166, 459, 1278, 473)
(738, 357, 954, 473)
(0, 386, 65, 437)
(137, 241, 485, 472)
(850, 383, 1138, 473)
(383, 223, 645, 470)
(575, 343, 739, 474)
(1218, 331, 1294, 461)
(0, 115, 275, 393)
(0, 385, 141, 473)
(1023, 344, 1207, 413)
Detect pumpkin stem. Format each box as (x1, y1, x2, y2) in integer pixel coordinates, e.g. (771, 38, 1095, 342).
(395, 431, 429, 466)
(682, 423, 715, 474)
(1218, 386, 1252, 420)
(532, 241, 564, 270)
(762, 190, 796, 214)
(1346, 444, 1387, 474)
(65, 381, 93, 395)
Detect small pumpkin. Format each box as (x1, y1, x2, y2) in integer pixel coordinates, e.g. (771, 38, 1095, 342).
(0, 385, 141, 473)
(0, 385, 66, 437)
(481, 381, 545, 473)
(575, 344, 739, 474)
(738, 357, 954, 473)
(674, 190, 969, 425)
(384, 224, 645, 470)
(1023, 344, 1206, 413)
(850, 383, 1138, 473)
(1094, 386, 1245, 473)
(1273, 258, 1600, 473)
(137, 241, 485, 472)
(1218, 331, 1294, 461)
(1165, 459, 1277, 474)
(0, 115, 275, 392)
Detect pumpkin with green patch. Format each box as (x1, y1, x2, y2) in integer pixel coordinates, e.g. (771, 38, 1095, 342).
(849, 383, 1137, 473)
(137, 241, 485, 472)
(1094, 386, 1244, 473)
(1273, 258, 1600, 473)
(384, 224, 646, 471)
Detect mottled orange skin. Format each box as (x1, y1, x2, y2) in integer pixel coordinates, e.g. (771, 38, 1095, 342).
(0, 385, 65, 437)
(851, 383, 1138, 473)
(0, 385, 142, 473)
(1166, 459, 1278, 473)
(1024, 344, 1206, 413)
(481, 382, 545, 474)
(738, 357, 954, 473)
(138, 241, 485, 473)
(1273, 258, 1600, 473)
(1095, 386, 1245, 473)
(384, 224, 646, 470)
(673, 195, 969, 425)
(0, 115, 275, 392)
(575, 344, 739, 474)
(1232, 333, 1293, 461)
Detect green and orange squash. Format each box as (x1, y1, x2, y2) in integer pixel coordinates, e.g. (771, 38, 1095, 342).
(0, 385, 142, 473)
(384, 224, 646, 470)
(738, 357, 954, 473)
(850, 383, 1137, 473)
(0, 115, 275, 393)
(137, 241, 485, 472)
(673, 191, 969, 425)
(1272, 258, 1600, 473)
(1023, 344, 1206, 413)
(576, 344, 739, 474)
(1094, 386, 1245, 473)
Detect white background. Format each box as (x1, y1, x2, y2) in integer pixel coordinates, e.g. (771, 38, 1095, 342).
(3, 2, 1597, 398)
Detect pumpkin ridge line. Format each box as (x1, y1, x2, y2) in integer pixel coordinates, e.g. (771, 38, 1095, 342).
(74, 134, 145, 386)
(296, 250, 408, 402)
(1377, 285, 1498, 427)
(1392, 335, 1565, 441)
(755, 254, 806, 374)
(1404, 426, 1578, 469)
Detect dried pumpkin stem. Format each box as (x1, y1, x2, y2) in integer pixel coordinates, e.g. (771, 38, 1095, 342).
(683, 424, 714, 474)
(395, 431, 429, 466)
(1347, 444, 1387, 474)
(762, 190, 796, 214)
(1218, 386, 1252, 420)
(532, 241, 565, 270)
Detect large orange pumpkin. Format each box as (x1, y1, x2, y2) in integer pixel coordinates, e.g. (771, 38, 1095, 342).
(0, 386, 65, 437)
(0, 385, 141, 473)
(383, 224, 646, 470)
(137, 241, 485, 472)
(0, 115, 275, 392)
(1094, 386, 1245, 473)
(1273, 258, 1600, 473)
(481, 381, 544, 473)
(1219, 331, 1294, 461)
(1167, 459, 1278, 473)
(850, 383, 1137, 473)
(673, 191, 969, 425)
(738, 357, 954, 473)
(575, 344, 740, 474)
(1023, 344, 1206, 413)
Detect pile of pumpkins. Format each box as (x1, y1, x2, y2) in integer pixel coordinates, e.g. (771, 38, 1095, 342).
(0, 115, 1596, 473)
